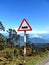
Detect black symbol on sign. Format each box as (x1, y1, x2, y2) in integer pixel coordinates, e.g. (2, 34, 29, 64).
(22, 26, 28, 29)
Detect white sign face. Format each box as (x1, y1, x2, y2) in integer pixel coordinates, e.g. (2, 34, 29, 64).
(20, 20, 30, 30)
(18, 19, 32, 31)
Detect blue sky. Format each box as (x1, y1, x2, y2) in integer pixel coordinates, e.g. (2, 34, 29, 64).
(0, 0, 49, 34)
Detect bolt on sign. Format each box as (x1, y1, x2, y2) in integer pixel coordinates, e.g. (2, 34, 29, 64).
(18, 18, 32, 63)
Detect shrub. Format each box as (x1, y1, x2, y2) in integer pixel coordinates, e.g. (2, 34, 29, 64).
(0, 44, 6, 51)
(6, 50, 13, 61)
(14, 49, 20, 57)
(20, 49, 24, 56)
(26, 48, 32, 56)
(32, 49, 37, 55)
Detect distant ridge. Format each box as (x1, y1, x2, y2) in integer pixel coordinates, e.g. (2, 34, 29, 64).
(0, 32, 49, 46)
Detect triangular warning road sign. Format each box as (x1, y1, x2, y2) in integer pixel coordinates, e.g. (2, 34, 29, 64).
(18, 19, 32, 31)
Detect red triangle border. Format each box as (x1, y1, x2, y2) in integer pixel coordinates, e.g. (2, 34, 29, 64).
(18, 18, 32, 32)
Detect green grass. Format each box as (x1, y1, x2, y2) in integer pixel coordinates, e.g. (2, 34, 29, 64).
(26, 55, 41, 65)
(26, 51, 49, 65)
(8, 52, 49, 65)
(0, 49, 49, 65)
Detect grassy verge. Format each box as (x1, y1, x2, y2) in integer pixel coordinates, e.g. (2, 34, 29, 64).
(26, 51, 49, 65)
(7, 51, 49, 65)
(0, 49, 49, 65)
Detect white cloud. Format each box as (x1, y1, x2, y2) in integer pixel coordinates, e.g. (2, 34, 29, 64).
(0, 30, 8, 33)
(32, 30, 49, 34)
(15, 28, 49, 34)
(34, 34, 40, 37)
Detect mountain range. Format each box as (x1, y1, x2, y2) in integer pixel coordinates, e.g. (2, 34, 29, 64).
(19, 36, 49, 46)
(0, 32, 49, 47)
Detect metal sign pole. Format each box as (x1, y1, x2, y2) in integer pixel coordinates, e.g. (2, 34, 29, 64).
(24, 31, 26, 63)
(17, 18, 32, 64)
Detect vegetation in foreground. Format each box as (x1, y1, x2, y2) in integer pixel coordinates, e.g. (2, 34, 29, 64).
(0, 29, 49, 65)
(0, 48, 49, 65)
